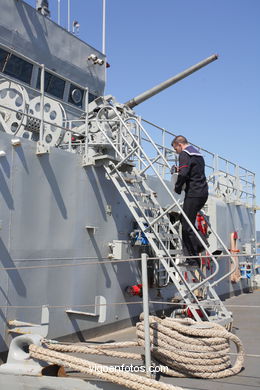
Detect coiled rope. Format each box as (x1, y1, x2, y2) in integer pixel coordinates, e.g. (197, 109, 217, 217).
(136, 315, 244, 379)
(29, 315, 244, 390)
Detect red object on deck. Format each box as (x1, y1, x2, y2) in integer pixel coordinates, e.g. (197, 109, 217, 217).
(126, 284, 143, 297)
(187, 307, 204, 319)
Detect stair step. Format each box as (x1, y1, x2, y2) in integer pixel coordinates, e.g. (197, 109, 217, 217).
(177, 265, 200, 271)
(157, 267, 168, 273)
(168, 249, 182, 255)
(157, 250, 168, 256)
(144, 232, 156, 239)
(129, 201, 160, 211)
(200, 299, 222, 306)
(167, 267, 177, 272)
(131, 191, 152, 198)
(117, 172, 144, 179)
(155, 221, 172, 228)
(158, 233, 178, 240)
(122, 176, 144, 184)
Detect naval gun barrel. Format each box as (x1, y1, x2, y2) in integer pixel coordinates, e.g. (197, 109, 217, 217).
(125, 54, 218, 109)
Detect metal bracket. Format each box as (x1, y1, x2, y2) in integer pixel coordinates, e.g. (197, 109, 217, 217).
(85, 225, 98, 234)
(36, 141, 50, 155)
(11, 138, 22, 147)
(82, 154, 95, 166)
(8, 305, 49, 337)
(65, 296, 106, 323)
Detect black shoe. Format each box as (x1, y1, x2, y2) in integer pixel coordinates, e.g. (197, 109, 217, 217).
(212, 250, 222, 256)
(181, 259, 200, 267)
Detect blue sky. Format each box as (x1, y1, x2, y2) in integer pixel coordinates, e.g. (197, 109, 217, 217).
(27, 0, 260, 229)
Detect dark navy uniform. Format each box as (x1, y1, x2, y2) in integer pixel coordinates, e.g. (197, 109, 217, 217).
(175, 145, 208, 260)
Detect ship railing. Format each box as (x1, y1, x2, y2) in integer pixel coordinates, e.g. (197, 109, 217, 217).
(94, 106, 244, 290)
(136, 117, 256, 208)
(88, 112, 255, 208)
(0, 66, 255, 207)
(0, 60, 88, 149)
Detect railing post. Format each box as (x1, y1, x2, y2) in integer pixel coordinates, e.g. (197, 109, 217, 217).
(39, 64, 45, 143)
(36, 64, 50, 155)
(68, 121, 72, 152)
(213, 154, 219, 195)
(235, 164, 240, 203)
(84, 88, 89, 159)
(141, 253, 151, 377)
(162, 128, 166, 178)
(245, 170, 248, 205)
(137, 116, 142, 171)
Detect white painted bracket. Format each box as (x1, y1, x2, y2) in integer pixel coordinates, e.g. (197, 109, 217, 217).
(36, 141, 50, 155)
(8, 305, 49, 337)
(66, 296, 106, 323)
(11, 138, 21, 147)
(82, 154, 95, 166)
(85, 225, 98, 234)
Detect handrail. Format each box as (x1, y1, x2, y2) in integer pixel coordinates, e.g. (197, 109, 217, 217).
(105, 163, 210, 321)
(95, 105, 253, 292)
(95, 105, 220, 292)
(200, 213, 237, 287)
(140, 118, 255, 204)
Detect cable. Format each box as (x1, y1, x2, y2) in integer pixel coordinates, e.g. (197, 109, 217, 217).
(0, 253, 259, 272)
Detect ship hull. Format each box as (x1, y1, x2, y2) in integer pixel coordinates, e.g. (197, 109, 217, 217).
(0, 131, 254, 354)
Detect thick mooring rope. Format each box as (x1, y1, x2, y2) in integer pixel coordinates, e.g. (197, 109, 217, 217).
(29, 343, 182, 390)
(29, 316, 244, 390)
(136, 315, 244, 379)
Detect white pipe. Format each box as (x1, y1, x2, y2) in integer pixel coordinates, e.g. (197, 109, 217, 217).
(58, 0, 61, 25)
(141, 253, 151, 377)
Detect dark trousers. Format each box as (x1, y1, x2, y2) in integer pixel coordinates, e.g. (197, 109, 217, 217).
(181, 196, 208, 257)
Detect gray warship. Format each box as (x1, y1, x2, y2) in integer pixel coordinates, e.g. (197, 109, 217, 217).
(0, 0, 258, 389)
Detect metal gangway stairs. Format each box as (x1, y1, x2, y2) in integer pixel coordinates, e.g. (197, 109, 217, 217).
(95, 105, 235, 326)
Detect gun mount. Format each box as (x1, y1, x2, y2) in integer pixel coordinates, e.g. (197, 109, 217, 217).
(0, 54, 218, 159)
(75, 54, 219, 164)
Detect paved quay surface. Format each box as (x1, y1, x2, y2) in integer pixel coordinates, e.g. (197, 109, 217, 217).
(85, 289, 260, 390)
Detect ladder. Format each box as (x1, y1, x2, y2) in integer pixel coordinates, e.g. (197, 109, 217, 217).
(95, 105, 235, 325)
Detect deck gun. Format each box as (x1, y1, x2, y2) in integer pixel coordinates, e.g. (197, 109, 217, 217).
(80, 54, 218, 163)
(0, 54, 217, 150)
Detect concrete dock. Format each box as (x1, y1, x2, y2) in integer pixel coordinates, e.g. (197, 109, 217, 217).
(85, 289, 260, 390)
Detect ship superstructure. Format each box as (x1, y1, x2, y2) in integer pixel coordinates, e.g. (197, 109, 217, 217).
(0, 0, 257, 357)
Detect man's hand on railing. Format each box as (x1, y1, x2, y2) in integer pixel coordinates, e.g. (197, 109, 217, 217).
(170, 165, 179, 174)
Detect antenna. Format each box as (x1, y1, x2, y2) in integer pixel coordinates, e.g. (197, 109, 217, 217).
(102, 0, 106, 55)
(57, 0, 61, 25)
(67, 0, 70, 32)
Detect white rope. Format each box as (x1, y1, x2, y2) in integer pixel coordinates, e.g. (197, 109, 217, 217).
(136, 315, 244, 379)
(29, 316, 244, 390)
(30, 344, 182, 390)
(1, 301, 260, 310)
(0, 252, 258, 272)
